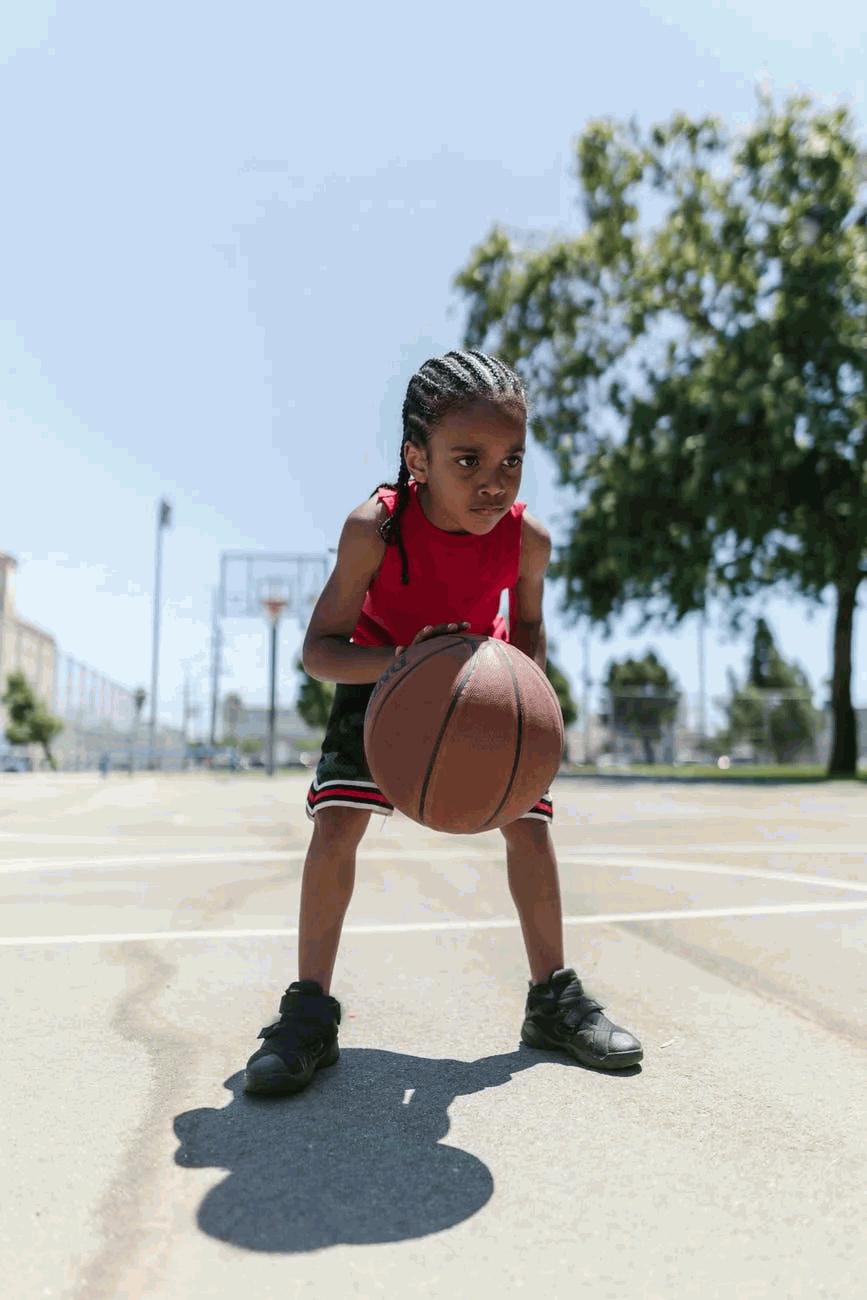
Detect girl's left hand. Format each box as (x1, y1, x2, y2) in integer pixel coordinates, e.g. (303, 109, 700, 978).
(395, 621, 470, 657)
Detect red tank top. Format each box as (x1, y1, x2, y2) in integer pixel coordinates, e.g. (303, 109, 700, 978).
(352, 481, 526, 648)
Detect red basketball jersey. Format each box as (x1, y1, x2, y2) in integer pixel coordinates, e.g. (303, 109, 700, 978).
(352, 481, 526, 649)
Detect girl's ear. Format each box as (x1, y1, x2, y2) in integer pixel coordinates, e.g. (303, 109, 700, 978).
(403, 440, 428, 481)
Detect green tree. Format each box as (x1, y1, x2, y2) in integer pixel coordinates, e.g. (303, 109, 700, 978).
(222, 692, 243, 744)
(601, 650, 679, 764)
(454, 91, 867, 776)
(2, 671, 64, 770)
(295, 660, 335, 731)
(545, 651, 578, 761)
(239, 736, 263, 756)
(718, 617, 820, 762)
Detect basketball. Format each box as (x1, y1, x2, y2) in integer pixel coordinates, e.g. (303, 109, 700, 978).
(363, 634, 564, 834)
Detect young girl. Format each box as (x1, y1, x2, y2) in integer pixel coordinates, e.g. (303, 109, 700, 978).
(244, 350, 642, 1094)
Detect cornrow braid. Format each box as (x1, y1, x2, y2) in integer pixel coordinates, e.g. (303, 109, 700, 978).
(373, 462, 412, 585)
(371, 349, 526, 585)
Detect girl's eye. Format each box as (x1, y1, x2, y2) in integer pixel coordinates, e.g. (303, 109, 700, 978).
(456, 454, 523, 469)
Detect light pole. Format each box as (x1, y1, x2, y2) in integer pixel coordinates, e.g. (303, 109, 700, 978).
(148, 498, 172, 769)
(259, 584, 288, 777)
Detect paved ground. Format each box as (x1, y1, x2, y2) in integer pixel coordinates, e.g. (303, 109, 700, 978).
(1, 771, 866, 1299)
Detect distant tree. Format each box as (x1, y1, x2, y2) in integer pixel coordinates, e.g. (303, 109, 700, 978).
(295, 660, 335, 731)
(2, 671, 64, 770)
(223, 692, 243, 743)
(239, 736, 263, 756)
(545, 651, 578, 761)
(602, 651, 679, 764)
(718, 618, 819, 762)
(132, 686, 147, 721)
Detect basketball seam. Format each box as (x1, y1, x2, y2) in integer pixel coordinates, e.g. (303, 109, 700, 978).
(480, 641, 524, 829)
(417, 637, 480, 826)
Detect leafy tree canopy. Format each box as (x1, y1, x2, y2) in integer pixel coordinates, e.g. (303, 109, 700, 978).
(454, 90, 867, 773)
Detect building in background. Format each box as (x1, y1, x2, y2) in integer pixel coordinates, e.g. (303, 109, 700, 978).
(1, 552, 56, 769)
(1, 549, 183, 770)
(0, 552, 56, 703)
(221, 695, 318, 765)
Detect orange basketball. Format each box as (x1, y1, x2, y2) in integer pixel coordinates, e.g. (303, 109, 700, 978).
(363, 634, 564, 834)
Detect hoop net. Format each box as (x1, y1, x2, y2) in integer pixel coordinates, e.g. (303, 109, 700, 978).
(260, 596, 288, 625)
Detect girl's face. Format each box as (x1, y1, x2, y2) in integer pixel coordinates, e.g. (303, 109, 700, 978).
(403, 399, 527, 535)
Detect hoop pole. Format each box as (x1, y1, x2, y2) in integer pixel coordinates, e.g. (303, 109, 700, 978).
(267, 618, 278, 777)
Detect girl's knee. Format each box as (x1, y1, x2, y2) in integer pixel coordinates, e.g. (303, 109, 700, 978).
(500, 817, 551, 852)
(311, 807, 370, 851)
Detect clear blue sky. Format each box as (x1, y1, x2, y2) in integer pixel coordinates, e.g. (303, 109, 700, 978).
(3, 1, 865, 734)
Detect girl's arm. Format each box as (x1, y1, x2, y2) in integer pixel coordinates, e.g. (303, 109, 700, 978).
(509, 511, 552, 670)
(302, 497, 468, 684)
(302, 497, 394, 684)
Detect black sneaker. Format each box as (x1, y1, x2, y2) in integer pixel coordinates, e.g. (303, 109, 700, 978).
(521, 968, 643, 1071)
(244, 980, 341, 1095)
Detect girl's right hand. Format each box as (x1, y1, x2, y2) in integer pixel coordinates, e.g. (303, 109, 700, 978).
(395, 622, 470, 657)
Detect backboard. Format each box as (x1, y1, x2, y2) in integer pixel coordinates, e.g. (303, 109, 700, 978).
(218, 552, 329, 626)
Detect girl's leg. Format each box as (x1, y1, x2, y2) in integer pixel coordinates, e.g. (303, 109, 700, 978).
(500, 817, 565, 985)
(297, 806, 370, 992)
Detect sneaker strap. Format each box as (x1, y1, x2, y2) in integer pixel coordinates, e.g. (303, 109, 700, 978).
(558, 991, 605, 1030)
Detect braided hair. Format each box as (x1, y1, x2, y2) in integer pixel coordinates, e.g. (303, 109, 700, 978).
(374, 350, 526, 584)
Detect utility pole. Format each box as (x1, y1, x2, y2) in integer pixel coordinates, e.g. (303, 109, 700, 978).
(209, 588, 222, 747)
(148, 499, 172, 769)
(182, 672, 190, 767)
(698, 606, 707, 743)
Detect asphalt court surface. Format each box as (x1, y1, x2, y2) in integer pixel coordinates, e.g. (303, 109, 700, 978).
(2, 772, 866, 1299)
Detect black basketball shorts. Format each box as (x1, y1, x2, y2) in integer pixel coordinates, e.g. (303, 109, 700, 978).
(305, 682, 553, 823)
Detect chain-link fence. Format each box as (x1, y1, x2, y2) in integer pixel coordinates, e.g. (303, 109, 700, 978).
(599, 688, 681, 765)
(712, 686, 824, 764)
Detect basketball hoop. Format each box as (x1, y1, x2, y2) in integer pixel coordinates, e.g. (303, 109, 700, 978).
(260, 596, 288, 625)
(258, 578, 290, 626)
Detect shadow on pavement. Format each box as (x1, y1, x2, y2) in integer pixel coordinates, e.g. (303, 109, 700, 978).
(174, 1045, 634, 1253)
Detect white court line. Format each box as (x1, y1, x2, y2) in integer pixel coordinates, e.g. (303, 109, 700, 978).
(1, 842, 866, 876)
(565, 854, 867, 896)
(1, 899, 866, 947)
(591, 843, 867, 856)
(0, 849, 297, 874)
(2, 848, 867, 899)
